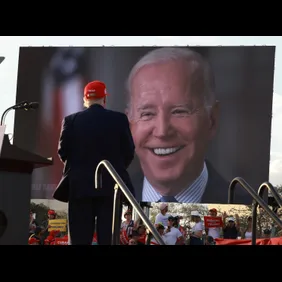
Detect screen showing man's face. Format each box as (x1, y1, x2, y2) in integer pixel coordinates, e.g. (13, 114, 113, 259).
(14, 46, 275, 205)
(128, 60, 218, 195)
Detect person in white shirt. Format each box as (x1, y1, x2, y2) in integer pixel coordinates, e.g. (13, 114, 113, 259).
(189, 210, 204, 245)
(154, 203, 171, 227)
(163, 216, 184, 245)
(205, 208, 221, 240)
(241, 216, 252, 239)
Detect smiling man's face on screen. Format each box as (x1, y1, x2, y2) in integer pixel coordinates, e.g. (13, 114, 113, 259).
(128, 58, 219, 197)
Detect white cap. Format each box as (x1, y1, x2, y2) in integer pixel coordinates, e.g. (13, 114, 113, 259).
(160, 203, 168, 210)
(191, 210, 200, 217)
(227, 217, 235, 222)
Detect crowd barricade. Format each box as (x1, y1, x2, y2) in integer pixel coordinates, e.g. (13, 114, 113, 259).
(41, 232, 282, 245)
(215, 237, 282, 245)
(48, 233, 98, 245)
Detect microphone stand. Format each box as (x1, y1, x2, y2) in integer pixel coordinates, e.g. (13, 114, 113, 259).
(1, 106, 14, 126)
(0, 101, 28, 126)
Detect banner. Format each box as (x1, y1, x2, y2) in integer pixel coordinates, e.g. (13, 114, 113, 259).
(53, 233, 97, 245)
(204, 216, 223, 228)
(48, 235, 282, 245)
(48, 219, 67, 232)
(54, 237, 68, 245)
(215, 237, 282, 245)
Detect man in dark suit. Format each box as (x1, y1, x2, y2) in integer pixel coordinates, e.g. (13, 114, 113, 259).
(125, 47, 248, 204)
(54, 80, 135, 245)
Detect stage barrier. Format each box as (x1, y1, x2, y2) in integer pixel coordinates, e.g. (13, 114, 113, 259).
(215, 237, 282, 245)
(48, 234, 282, 245)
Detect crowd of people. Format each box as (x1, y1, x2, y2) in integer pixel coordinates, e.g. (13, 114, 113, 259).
(28, 203, 281, 245)
(119, 204, 282, 245)
(28, 209, 69, 245)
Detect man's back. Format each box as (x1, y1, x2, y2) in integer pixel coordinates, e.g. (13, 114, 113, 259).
(59, 104, 135, 199)
(56, 80, 135, 245)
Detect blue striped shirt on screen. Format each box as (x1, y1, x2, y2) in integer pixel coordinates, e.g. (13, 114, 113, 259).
(142, 162, 208, 203)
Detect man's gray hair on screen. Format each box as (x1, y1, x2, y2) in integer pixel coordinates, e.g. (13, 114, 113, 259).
(125, 47, 216, 113)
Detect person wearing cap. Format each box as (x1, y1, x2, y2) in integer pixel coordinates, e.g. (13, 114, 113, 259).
(154, 203, 171, 227)
(222, 212, 240, 239)
(41, 209, 57, 239)
(189, 210, 204, 245)
(205, 208, 221, 240)
(48, 209, 56, 218)
(54, 80, 135, 245)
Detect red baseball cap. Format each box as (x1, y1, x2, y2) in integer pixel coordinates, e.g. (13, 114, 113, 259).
(209, 208, 217, 213)
(84, 80, 109, 100)
(48, 209, 56, 215)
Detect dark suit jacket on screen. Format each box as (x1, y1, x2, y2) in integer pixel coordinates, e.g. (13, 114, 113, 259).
(129, 159, 248, 204)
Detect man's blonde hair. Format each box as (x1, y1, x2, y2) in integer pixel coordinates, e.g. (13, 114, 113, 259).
(83, 97, 104, 108)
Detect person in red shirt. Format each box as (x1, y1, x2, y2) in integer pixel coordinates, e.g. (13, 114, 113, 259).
(175, 216, 186, 235)
(29, 237, 40, 245)
(44, 235, 55, 245)
(136, 225, 147, 245)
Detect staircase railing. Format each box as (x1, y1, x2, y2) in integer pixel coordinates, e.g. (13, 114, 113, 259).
(251, 182, 282, 245)
(94, 160, 165, 245)
(228, 177, 282, 245)
(258, 181, 282, 209)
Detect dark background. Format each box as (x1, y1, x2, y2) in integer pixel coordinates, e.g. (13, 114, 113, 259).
(13, 46, 276, 204)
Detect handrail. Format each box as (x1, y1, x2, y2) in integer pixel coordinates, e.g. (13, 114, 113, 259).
(94, 160, 165, 245)
(251, 182, 282, 245)
(258, 182, 282, 209)
(228, 177, 282, 245)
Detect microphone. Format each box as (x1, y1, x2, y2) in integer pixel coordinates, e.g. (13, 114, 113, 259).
(1, 101, 39, 126)
(25, 102, 39, 110)
(13, 101, 39, 110)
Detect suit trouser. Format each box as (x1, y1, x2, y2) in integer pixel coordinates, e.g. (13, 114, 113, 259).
(68, 196, 119, 245)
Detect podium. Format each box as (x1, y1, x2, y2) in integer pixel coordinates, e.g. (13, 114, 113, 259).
(0, 131, 53, 245)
